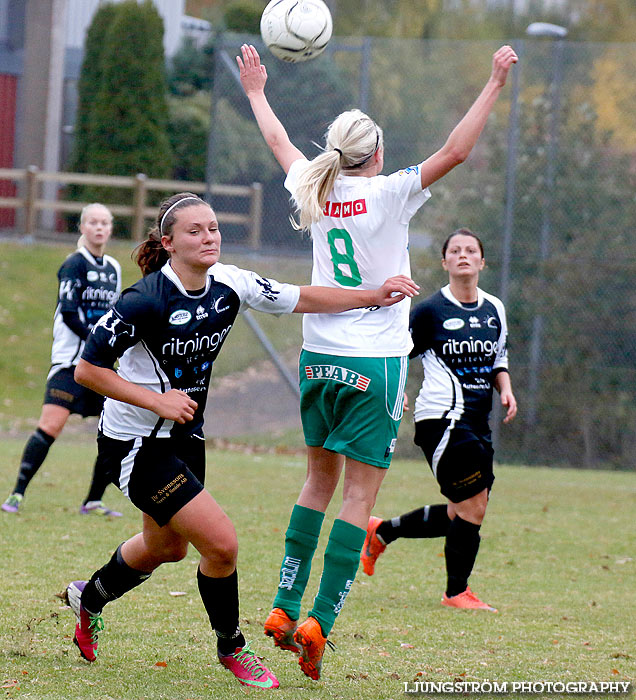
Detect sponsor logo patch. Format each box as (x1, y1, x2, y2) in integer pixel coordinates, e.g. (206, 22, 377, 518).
(305, 364, 371, 391)
(443, 317, 465, 330)
(322, 198, 367, 218)
(169, 309, 191, 325)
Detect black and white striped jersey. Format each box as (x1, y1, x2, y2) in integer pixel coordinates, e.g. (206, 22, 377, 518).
(82, 261, 300, 440)
(410, 285, 509, 425)
(49, 246, 121, 378)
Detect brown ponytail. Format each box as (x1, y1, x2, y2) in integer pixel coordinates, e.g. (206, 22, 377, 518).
(133, 192, 204, 276)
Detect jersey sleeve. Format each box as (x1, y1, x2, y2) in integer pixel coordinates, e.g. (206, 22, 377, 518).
(409, 299, 435, 358)
(57, 255, 85, 315)
(380, 163, 431, 224)
(81, 287, 156, 369)
(211, 264, 300, 315)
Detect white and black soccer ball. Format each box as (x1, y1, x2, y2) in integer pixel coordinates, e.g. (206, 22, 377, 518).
(260, 0, 333, 63)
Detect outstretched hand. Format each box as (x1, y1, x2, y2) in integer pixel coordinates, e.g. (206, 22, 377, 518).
(490, 45, 518, 88)
(237, 43, 267, 95)
(373, 275, 420, 307)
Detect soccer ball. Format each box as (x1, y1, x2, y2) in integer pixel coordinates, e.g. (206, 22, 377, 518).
(260, 0, 333, 63)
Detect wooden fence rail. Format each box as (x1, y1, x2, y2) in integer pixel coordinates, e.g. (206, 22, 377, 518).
(0, 166, 263, 246)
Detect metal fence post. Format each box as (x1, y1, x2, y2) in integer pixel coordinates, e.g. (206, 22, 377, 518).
(132, 172, 147, 241)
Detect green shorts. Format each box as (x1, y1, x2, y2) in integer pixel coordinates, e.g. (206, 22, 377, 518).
(299, 350, 408, 468)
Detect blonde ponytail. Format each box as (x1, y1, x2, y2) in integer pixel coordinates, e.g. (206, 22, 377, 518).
(292, 109, 383, 233)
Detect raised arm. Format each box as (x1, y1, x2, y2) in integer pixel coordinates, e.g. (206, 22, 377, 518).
(293, 275, 419, 314)
(237, 43, 305, 173)
(418, 45, 518, 189)
(74, 360, 197, 425)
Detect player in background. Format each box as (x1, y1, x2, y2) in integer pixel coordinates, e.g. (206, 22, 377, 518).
(2, 204, 123, 516)
(237, 43, 518, 679)
(361, 229, 517, 612)
(64, 193, 417, 691)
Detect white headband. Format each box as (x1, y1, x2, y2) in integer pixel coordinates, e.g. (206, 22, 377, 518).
(159, 196, 201, 234)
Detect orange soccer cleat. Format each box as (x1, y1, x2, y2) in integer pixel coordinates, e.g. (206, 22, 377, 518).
(360, 516, 387, 576)
(264, 607, 301, 654)
(441, 586, 497, 612)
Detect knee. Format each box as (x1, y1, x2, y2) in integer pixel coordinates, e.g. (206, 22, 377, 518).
(455, 498, 487, 525)
(157, 542, 189, 564)
(209, 536, 238, 569)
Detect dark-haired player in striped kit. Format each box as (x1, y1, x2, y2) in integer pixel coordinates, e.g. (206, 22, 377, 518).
(63, 192, 418, 691)
(362, 229, 517, 612)
(2, 203, 123, 516)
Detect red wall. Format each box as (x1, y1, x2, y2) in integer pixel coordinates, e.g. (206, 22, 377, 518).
(0, 73, 17, 227)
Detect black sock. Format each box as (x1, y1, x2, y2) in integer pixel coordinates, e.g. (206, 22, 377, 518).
(377, 504, 451, 544)
(444, 515, 481, 597)
(81, 544, 152, 615)
(197, 567, 245, 656)
(83, 452, 112, 504)
(14, 428, 55, 496)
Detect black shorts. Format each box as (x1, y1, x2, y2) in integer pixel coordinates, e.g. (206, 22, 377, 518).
(414, 418, 494, 503)
(96, 432, 206, 527)
(44, 366, 104, 417)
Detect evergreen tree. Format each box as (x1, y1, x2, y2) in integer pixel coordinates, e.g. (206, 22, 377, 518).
(66, 2, 119, 225)
(84, 0, 173, 209)
(70, 2, 119, 174)
(224, 0, 262, 33)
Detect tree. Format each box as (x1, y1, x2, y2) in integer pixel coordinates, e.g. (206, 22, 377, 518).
(69, 2, 120, 174)
(82, 0, 173, 215)
(66, 2, 120, 225)
(168, 36, 215, 96)
(167, 91, 277, 183)
(224, 0, 262, 33)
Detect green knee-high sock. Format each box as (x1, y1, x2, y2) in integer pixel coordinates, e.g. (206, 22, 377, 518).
(273, 504, 325, 620)
(309, 519, 366, 637)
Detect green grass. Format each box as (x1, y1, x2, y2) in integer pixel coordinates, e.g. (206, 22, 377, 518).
(0, 241, 311, 431)
(0, 436, 634, 699)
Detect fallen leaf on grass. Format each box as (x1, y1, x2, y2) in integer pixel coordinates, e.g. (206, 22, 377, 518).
(155, 661, 167, 668)
(1, 680, 19, 688)
(169, 591, 186, 597)
(612, 669, 620, 675)
(400, 643, 415, 649)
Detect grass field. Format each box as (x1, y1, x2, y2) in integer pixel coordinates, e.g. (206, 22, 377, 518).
(0, 436, 634, 699)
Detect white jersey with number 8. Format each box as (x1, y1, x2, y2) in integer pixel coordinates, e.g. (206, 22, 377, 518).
(285, 157, 430, 357)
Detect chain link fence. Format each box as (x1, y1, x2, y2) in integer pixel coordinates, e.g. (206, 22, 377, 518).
(207, 36, 636, 470)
